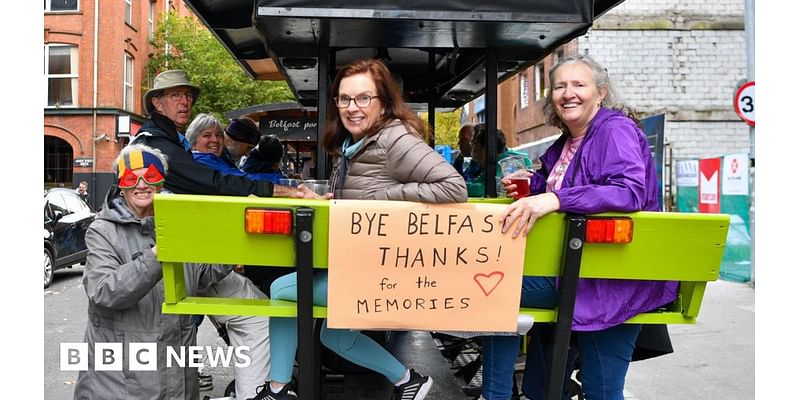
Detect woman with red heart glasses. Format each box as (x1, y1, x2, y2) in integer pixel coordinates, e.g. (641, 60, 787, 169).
(74, 144, 233, 400)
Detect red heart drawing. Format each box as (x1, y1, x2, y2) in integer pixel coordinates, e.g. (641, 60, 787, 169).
(474, 271, 505, 296)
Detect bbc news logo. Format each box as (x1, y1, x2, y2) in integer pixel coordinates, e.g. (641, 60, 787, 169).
(60, 343, 251, 371)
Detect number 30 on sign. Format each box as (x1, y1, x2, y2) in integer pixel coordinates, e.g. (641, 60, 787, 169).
(734, 81, 754, 127)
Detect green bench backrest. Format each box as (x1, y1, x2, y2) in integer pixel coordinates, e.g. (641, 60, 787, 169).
(155, 194, 729, 322)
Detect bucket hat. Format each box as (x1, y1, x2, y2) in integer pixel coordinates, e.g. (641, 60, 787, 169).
(143, 70, 201, 114)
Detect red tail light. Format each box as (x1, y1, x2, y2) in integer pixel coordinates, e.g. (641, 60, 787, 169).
(245, 208, 293, 235)
(585, 218, 633, 244)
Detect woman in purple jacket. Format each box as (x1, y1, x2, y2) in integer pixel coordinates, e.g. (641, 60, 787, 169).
(479, 55, 678, 400)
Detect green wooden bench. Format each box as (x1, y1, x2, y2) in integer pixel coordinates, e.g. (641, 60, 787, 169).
(154, 193, 728, 399)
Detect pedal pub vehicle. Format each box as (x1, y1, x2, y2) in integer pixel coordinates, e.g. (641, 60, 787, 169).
(156, 1, 730, 399)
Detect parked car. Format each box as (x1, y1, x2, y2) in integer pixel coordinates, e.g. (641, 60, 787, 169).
(44, 188, 95, 288)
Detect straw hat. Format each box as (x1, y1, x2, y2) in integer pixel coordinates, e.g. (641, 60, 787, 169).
(142, 70, 201, 114)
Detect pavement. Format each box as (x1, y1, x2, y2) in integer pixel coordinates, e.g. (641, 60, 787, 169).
(45, 268, 755, 399)
(194, 279, 755, 400)
(622, 279, 755, 400)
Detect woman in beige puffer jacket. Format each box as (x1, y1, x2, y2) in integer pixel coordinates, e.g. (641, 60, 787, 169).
(329, 118, 467, 202)
(261, 59, 465, 400)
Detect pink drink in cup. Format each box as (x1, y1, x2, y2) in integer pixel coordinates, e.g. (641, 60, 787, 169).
(509, 177, 530, 200)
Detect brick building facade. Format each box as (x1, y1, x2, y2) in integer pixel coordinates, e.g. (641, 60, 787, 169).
(465, 0, 748, 199)
(44, 0, 194, 208)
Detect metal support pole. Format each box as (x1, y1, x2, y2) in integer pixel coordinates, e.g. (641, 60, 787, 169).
(545, 215, 587, 400)
(295, 207, 319, 400)
(485, 49, 498, 197)
(428, 52, 436, 146)
(745, 0, 755, 287)
(316, 27, 331, 180)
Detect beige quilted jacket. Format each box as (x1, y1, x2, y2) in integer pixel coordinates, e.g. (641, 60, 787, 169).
(330, 120, 467, 203)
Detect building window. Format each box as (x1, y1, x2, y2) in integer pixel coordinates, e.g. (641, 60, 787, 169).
(534, 63, 546, 101)
(123, 53, 135, 111)
(520, 74, 529, 109)
(148, 0, 155, 37)
(553, 48, 564, 66)
(45, 0, 78, 12)
(124, 0, 133, 25)
(44, 136, 74, 186)
(45, 44, 79, 107)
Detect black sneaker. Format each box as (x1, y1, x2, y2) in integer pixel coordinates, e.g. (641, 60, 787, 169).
(392, 370, 433, 400)
(248, 381, 298, 400)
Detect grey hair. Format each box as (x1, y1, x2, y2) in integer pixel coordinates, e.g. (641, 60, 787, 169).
(114, 143, 169, 176)
(185, 113, 223, 147)
(542, 55, 635, 133)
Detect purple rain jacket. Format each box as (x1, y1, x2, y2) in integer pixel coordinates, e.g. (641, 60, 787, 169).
(530, 107, 678, 331)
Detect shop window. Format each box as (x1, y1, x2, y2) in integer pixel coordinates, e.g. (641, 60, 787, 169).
(44, 136, 73, 186)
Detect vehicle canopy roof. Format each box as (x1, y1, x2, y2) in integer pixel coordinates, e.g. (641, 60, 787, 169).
(185, 0, 623, 111)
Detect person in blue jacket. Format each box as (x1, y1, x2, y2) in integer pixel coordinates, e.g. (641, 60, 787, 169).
(185, 113, 284, 184)
(479, 55, 676, 400)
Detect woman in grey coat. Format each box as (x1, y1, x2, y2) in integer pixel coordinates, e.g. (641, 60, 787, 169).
(73, 144, 232, 400)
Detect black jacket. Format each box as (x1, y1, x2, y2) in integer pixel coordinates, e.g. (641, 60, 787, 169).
(134, 112, 274, 197)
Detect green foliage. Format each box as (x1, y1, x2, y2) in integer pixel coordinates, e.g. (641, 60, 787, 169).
(147, 12, 293, 120)
(420, 109, 463, 147)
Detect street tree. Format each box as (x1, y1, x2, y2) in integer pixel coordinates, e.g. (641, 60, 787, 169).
(148, 11, 293, 120)
(420, 109, 463, 147)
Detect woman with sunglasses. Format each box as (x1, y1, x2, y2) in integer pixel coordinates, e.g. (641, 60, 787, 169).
(259, 59, 466, 400)
(74, 144, 234, 400)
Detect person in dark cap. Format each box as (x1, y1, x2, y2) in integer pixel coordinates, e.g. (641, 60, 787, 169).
(186, 113, 286, 184)
(241, 134, 286, 176)
(132, 69, 322, 199)
(224, 117, 261, 168)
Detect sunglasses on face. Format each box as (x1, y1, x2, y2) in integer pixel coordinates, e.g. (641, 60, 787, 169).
(118, 164, 166, 189)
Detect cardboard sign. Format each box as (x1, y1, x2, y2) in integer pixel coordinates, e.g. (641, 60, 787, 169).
(327, 200, 527, 332)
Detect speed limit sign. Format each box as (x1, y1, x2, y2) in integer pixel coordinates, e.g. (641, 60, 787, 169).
(734, 81, 754, 126)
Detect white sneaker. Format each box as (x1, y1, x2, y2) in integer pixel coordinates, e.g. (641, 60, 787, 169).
(391, 369, 433, 400)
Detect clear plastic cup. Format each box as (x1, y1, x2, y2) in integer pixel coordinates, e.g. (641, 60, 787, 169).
(498, 155, 527, 177)
(279, 178, 303, 188)
(302, 179, 330, 196)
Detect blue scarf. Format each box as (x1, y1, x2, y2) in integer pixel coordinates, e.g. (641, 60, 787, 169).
(342, 136, 366, 159)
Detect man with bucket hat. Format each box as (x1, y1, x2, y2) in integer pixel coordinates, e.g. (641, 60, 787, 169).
(133, 69, 320, 199)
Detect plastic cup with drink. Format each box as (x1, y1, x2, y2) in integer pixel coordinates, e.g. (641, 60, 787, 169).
(498, 155, 531, 200)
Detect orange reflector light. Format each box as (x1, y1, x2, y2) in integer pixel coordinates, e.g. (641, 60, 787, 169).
(585, 218, 633, 244)
(245, 208, 293, 235)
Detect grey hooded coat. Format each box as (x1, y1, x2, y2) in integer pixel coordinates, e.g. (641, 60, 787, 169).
(73, 189, 232, 400)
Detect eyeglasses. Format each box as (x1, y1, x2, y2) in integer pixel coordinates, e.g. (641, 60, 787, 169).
(161, 91, 194, 102)
(118, 164, 166, 189)
(334, 94, 380, 108)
